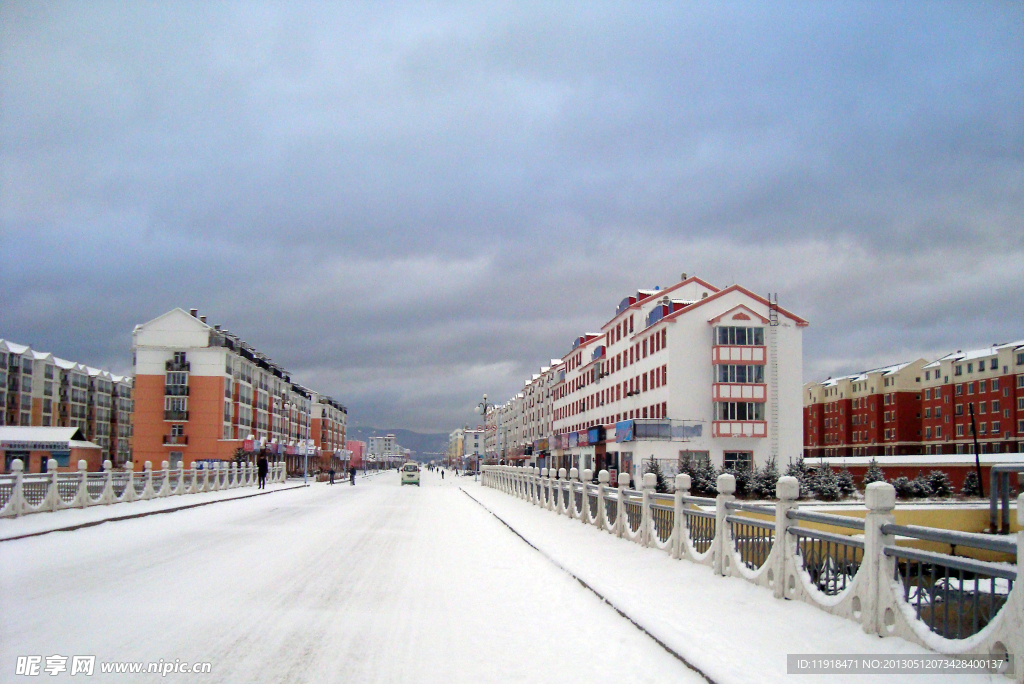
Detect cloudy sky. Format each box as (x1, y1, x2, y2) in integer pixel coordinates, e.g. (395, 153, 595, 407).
(2, 1, 1021, 432)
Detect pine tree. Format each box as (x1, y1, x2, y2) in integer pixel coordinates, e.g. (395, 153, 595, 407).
(784, 456, 812, 499)
(961, 471, 982, 497)
(750, 457, 780, 499)
(836, 468, 857, 498)
(862, 458, 886, 487)
(912, 472, 932, 498)
(644, 457, 668, 493)
(926, 470, 954, 498)
(892, 476, 914, 499)
(693, 458, 719, 496)
(811, 465, 841, 501)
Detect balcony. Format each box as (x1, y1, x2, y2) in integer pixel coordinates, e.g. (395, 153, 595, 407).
(165, 360, 191, 372)
(712, 420, 767, 438)
(164, 410, 189, 421)
(163, 434, 189, 446)
(164, 385, 190, 396)
(712, 345, 766, 364)
(712, 383, 767, 402)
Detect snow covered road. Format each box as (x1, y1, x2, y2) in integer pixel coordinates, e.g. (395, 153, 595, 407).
(2, 471, 705, 683)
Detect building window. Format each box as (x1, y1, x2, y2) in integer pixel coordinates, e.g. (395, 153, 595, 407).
(967, 383, 975, 395)
(992, 422, 1000, 434)
(715, 327, 764, 346)
(957, 425, 964, 437)
(716, 365, 764, 384)
(991, 359, 998, 370)
(715, 402, 765, 421)
(723, 451, 753, 471)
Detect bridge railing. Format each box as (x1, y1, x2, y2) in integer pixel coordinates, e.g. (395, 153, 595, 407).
(0, 457, 287, 518)
(481, 465, 1022, 680)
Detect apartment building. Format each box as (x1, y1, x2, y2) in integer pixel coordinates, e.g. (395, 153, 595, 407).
(131, 308, 348, 470)
(920, 340, 1024, 455)
(803, 340, 1024, 458)
(802, 360, 926, 458)
(484, 275, 807, 483)
(1, 339, 133, 469)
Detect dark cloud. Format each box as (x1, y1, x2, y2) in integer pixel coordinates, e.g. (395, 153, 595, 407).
(2, 1, 1022, 430)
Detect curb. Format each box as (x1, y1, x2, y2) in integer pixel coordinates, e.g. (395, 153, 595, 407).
(0, 484, 309, 543)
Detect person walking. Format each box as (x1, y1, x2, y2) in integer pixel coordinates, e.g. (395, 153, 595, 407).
(349, 465, 356, 485)
(257, 456, 268, 490)
(441, 469, 444, 480)
(329, 467, 335, 485)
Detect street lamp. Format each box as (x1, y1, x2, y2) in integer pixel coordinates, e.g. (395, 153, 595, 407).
(474, 394, 490, 481)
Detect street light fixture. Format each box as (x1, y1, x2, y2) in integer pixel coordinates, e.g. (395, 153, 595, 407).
(474, 394, 490, 481)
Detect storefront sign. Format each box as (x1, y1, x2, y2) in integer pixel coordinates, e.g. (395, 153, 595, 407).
(615, 420, 634, 443)
(578, 430, 590, 447)
(568, 432, 579, 448)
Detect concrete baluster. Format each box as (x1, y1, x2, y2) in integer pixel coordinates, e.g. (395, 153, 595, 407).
(597, 470, 609, 530)
(714, 473, 736, 576)
(124, 461, 137, 502)
(142, 461, 155, 499)
(582, 469, 593, 525)
(672, 473, 689, 559)
(9, 458, 25, 517)
(159, 461, 170, 497)
(557, 468, 567, 515)
(641, 472, 656, 546)
(568, 468, 579, 520)
(44, 458, 60, 511)
(101, 459, 115, 504)
(616, 472, 629, 537)
(176, 461, 185, 494)
(862, 481, 896, 636)
(773, 476, 800, 599)
(76, 459, 90, 508)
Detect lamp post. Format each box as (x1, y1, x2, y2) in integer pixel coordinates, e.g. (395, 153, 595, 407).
(303, 398, 311, 486)
(474, 394, 490, 481)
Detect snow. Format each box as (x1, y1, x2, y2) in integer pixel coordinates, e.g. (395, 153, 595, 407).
(465, 481, 1007, 684)
(0, 481, 308, 541)
(1, 471, 706, 683)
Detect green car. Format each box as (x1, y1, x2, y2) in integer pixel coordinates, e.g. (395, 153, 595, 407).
(401, 462, 421, 486)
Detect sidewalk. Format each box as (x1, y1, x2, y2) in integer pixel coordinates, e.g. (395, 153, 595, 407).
(0, 483, 305, 542)
(464, 482, 1005, 684)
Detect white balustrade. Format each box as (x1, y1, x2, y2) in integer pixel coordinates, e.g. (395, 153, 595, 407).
(480, 464, 1024, 677)
(1, 458, 279, 519)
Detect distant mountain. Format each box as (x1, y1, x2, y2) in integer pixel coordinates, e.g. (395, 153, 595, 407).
(348, 427, 449, 461)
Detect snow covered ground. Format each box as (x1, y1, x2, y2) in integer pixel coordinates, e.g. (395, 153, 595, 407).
(1, 470, 704, 683)
(465, 480, 1008, 684)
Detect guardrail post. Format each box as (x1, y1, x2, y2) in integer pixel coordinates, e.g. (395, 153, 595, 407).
(124, 461, 137, 502)
(101, 460, 114, 504)
(10, 458, 25, 517)
(773, 476, 799, 599)
(176, 461, 185, 494)
(44, 458, 60, 512)
(556, 468, 566, 514)
(582, 469, 593, 524)
(641, 472, 656, 546)
(714, 473, 736, 576)
(862, 481, 897, 636)
(597, 470, 609, 529)
(672, 474, 689, 559)
(539, 468, 547, 507)
(617, 473, 629, 537)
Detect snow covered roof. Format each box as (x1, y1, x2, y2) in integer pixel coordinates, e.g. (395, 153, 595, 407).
(0, 339, 31, 355)
(922, 339, 1024, 368)
(0, 426, 101, 450)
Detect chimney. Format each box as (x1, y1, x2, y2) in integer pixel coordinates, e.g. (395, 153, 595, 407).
(200, 316, 207, 323)
(681, 272, 687, 280)
(190, 308, 198, 317)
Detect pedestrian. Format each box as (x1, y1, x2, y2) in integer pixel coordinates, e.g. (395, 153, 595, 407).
(441, 469, 444, 480)
(349, 465, 356, 485)
(257, 456, 268, 490)
(329, 467, 335, 485)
